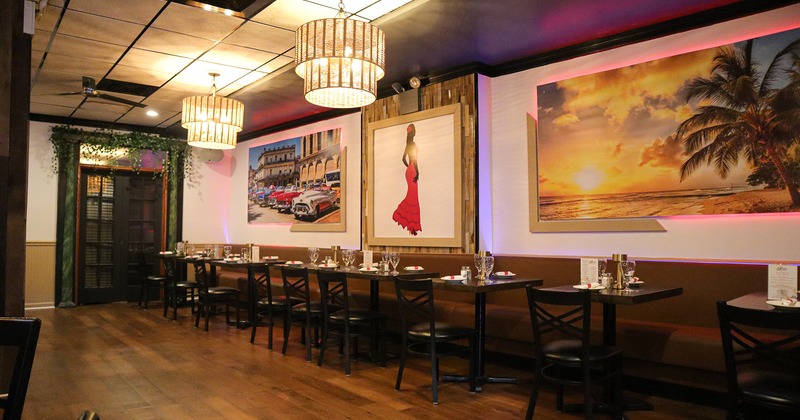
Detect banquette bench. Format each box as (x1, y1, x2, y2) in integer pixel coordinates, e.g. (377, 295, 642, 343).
(209, 245, 766, 394)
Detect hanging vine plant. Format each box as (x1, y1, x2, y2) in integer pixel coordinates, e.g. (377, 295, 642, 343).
(48, 125, 194, 178)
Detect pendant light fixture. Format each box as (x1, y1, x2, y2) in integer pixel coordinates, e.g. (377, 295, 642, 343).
(181, 72, 244, 150)
(295, 1, 385, 108)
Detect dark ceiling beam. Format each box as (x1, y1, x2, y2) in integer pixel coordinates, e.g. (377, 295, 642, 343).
(29, 113, 173, 137)
(238, 108, 358, 142)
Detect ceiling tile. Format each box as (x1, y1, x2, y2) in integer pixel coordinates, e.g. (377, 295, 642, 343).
(117, 49, 193, 74)
(141, 97, 183, 113)
(38, 52, 113, 80)
(106, 64, 175, 86)
(31, 82, 86, 108)
(68, 0, 166, 25)
(151, 2, 243, 41)
(48, 33, 128, 64)
(306, 0, 375, 14)
(169, 62, 250, 91)
(146, 87, 200, 102)
(32, 30, 54, 52)
(36, 69, 89, 86)
(117, 107, 172, 125)
(221, 21, 296, 54)
(251, 0, 334, 30)
(71, 107, 126, 122)
(134, 28, 217, 59)
(200, 43, 277, 70)
(257, 55, 295, 73)
(359, 0, 415, 20)
(80, 100, 136, 112)
(157, 114, 183, 128)
(58, 9, 145, 46)
(30, 102, 77, 117)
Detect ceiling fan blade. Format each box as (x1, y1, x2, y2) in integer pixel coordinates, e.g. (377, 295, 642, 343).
(96, 93, 146, 108)
(32, 91, 83, 96)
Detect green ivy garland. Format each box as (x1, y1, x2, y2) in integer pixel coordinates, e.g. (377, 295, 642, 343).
(48, 125, 193, 178)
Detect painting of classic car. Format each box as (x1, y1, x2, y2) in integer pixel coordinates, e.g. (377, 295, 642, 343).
(271, 186, 303, 212)
(292, 187, 339, 221)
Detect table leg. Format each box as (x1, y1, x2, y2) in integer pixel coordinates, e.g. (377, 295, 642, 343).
(601, 302, 653, 412)
(370, 280, 379, 311)
(442, 292, 516, 391)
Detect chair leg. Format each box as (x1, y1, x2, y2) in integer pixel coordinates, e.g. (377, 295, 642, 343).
(469, 335, 477, 392)
(317, 319, 328, 368)
(343, 321, 351, 376)
(282, 313, 291, 355)
(267, 311, 275, 350)
(305, 316, 313, 362)
(431, 340, 439, 405)
(204, 301, 211, 332)
(162, 286, 169, 317)
(583, 364, 593, 419)
(396, 335, 407, 391)
(250, 313, 259, 344)
(525, 363, 543, 420)
(194, 299, 201, 328)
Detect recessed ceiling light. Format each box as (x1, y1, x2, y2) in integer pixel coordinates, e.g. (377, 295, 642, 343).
(146, 110, 159, 117)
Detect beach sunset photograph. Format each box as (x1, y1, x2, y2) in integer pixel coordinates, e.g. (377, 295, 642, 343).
(536, 27, 800, 221)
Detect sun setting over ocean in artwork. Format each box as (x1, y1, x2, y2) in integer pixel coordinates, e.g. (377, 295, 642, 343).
(536, 27, 800, 220)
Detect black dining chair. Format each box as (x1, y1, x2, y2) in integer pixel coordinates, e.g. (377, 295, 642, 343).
(138, 251, 164, 309)
(161, 255, 197, 320)
(192, 259, 240, 332)
(281, 266, 324, 361)
(316, 270, 387, 376)
(525, 286, 623, 420)
(0, 317, 42, 420)
(249, 264, 297, 350)
(717, 300, 800, 420)
(394, 278, 476, 404)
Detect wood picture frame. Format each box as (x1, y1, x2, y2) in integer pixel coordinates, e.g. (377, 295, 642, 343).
(367, 104, 463, 246)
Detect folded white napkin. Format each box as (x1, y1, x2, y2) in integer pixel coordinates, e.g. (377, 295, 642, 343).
(359, 267, 378, 271)
(404, 266, 424, 270)
(285, 261, 303, 265)
(494, 271, 515, 276)
(159, 251, 173, 255)
(263, 256, 279, 260)
(441, 275, 466, 281)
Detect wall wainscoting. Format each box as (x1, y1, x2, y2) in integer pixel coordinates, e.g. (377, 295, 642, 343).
(25, 241, 56, 309)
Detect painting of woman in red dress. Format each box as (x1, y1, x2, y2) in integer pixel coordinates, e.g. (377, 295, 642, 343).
(392, 124, 422, 236)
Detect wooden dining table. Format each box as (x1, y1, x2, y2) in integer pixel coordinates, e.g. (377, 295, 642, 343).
(209, 259, 286, 327)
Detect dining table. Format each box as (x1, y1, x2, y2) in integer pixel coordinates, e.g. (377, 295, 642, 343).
(539, 283, 683, 411)
(435, 276, 544, 391)
(208, 258, 286, 328)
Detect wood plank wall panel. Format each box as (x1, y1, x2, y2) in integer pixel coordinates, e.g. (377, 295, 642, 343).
(25, 242, 56, 308)
(362, 75, 476, 254)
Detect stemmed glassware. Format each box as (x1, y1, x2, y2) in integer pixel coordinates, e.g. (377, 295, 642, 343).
(241, 247, 250, 262)
(223, 245, 232, 258)
(308, 247, 319, 267)
(484, 255, 495, 279)
(389, 252, 400, 275)
(380, 251, 390, 273)
(342, 249, 355, 271)
(622, 260, 636, 292)
(474, 254, 485, 279)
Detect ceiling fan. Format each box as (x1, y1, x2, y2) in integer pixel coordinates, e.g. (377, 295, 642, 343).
(54, 76, 146, 108)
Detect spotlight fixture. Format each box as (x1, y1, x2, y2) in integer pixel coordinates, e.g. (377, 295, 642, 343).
(391, 82, 405, 94)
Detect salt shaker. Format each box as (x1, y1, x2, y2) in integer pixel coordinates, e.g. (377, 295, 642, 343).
(461, 265, 472, 281)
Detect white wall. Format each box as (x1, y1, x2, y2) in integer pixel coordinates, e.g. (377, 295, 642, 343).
(182, 112, 362, 248)
(490, 5, 800, 262)
(27, 121, 58, 241)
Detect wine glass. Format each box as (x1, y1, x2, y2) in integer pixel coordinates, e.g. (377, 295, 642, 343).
(308, 247, 319, 267)
(474, 254, 484, 279)
(390, 252, 400, 275)
(223, 245, 232, 258)
(484, 255, 495, 279)
(342, 249, 355, 270)
(622, 260, 636, 292)
(241, 248, 250, 262)
(598, 258, 607, 277)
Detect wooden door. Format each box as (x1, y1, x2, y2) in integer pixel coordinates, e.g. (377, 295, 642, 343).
(78, 169, 164, 303)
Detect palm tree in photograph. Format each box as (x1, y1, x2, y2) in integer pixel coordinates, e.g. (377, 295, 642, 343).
(676, 38, 800, 208)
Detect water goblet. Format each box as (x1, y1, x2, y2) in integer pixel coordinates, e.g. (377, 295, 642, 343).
(484, 255, 495, 279)
(622, 260, 636, 292)
(474, 254, 485, 279)
(223, 245, 232, 258)
(241, 248, 250, 263)
(308, 247, 319, 267)
(390, 252, 400, 275)
(598, 258, 607, 276)
(342, 249, 354, 270)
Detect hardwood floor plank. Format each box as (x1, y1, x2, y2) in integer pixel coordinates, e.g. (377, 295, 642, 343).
(19, 304, 726, 419)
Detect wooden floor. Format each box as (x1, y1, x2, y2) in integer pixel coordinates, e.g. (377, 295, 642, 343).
(21, 303, 726, 419)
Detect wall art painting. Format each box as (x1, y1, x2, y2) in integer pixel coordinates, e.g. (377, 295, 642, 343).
(535, 27, 800, 227)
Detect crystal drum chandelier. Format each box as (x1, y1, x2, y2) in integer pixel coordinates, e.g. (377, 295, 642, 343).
(181, 73, 244, 149)
(295, 2, 385, 108)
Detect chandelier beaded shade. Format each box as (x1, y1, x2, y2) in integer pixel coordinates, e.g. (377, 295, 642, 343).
(181, 73, 244, 150)
(295, 4, 385, 108)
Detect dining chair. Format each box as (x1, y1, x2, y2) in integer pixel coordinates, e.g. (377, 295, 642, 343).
(316, 270, 387, 376)
(161, 255, 197, 320)
(717, 300, 800, 420)
(192, 259, 240, 332)
(281, 266, 324, 361)
(138, 251, 164, 309)
(249, 264, 297, 350)
(525, 286, 623, 420)
(0, 317, 42, 420)
(394, 278, 476, 404)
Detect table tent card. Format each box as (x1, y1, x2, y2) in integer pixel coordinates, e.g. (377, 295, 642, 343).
(251, 246, 260, 261)
(767, 264, 798, 300)
(580, 258, 599, 285)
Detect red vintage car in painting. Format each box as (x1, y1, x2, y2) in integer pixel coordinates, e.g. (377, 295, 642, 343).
(272, 187, 303, 213)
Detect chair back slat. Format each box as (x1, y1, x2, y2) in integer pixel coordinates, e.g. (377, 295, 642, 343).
(526, 286, 592, 358)
(281, 266, 311, 307)
(249, 264, 274, 304)
(162, 255, 175, 283)
(395, 278, 436, 335)
(316, 270, 349, 319)
(192, 260, 210, 291)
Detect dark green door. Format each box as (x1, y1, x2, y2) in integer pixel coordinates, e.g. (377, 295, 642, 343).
(78, 169, 163, 303)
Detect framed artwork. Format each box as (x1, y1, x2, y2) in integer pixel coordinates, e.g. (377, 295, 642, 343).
(367, 104, 462, 247)
(247, 128, 346, 232)
(534, 26, 800, 231)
